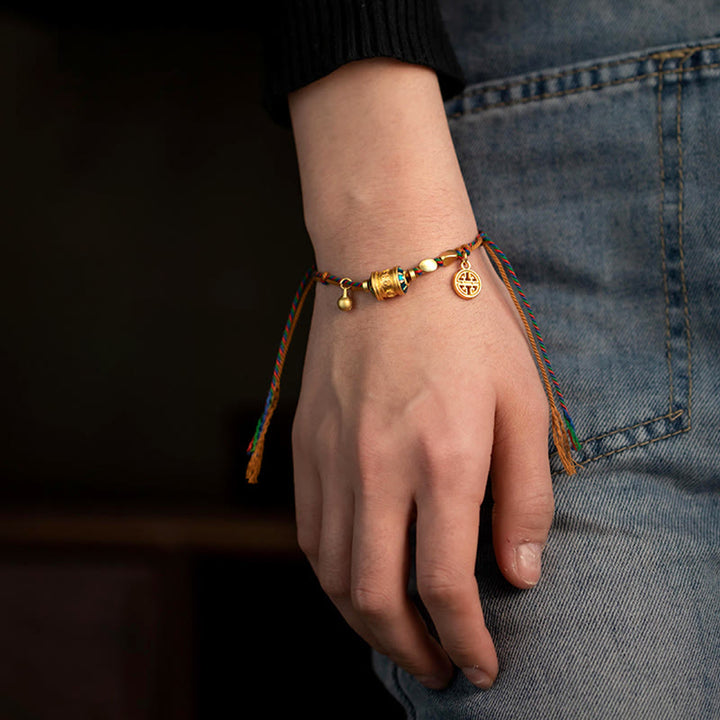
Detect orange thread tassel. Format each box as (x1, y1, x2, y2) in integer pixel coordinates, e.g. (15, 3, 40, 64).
(245, 270, 317, 484)
(484, 242, 580, 475)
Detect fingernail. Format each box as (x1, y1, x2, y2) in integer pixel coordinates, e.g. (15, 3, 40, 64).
(515, 542, 543, 587)
(462, 666, 494, 690)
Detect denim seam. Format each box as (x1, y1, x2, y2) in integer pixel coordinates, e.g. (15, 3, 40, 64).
(657, 56, 676, 412)
(677, 54, 694, 427)
(657, 50, 694, 422)
(580, 409, 684, 445)
(656, 49, 693, 426)
(447, 61, 720, 116)
(454, 41, 720, 100)
(570, 425, 692, 470)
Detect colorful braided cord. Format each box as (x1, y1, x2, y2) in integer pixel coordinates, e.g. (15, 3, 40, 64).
(247, 266, 316, 456)
(483, 236, 580, 450)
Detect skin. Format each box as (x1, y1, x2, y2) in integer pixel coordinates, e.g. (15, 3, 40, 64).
(288, 57, 554, 690)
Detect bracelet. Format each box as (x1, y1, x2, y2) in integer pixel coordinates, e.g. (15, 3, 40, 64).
(245, 230, 581, 484)
(316, 231, 486, 311)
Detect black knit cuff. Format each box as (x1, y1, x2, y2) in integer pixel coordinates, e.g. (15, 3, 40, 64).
(260, 0, 466, 127)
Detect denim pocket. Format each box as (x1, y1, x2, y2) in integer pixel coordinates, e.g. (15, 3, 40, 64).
(445, 38, 720, 471)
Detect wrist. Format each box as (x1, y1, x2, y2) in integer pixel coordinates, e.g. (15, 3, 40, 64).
(309, 208, 479, 281)
(288, 57, 474, 271)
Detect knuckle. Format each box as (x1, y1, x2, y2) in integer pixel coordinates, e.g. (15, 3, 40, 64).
(416, 433, 486, 500)
(417, 566, 469, 609)
(494, 487, 555, 537)
(519, 486, 555, 526)
(532, 489, 555, 520)
(419, 437, 458, 476)
(293, 410, 338, 460)
(351, 584, 395, 619)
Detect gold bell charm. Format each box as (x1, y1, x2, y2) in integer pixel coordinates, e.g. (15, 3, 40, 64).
(337, 278, 353, 311)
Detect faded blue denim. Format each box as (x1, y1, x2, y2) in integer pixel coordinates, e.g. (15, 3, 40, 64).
(373, 3, 720, 718)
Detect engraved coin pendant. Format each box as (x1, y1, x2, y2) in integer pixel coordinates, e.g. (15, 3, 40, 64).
(452, 259, 482, 299)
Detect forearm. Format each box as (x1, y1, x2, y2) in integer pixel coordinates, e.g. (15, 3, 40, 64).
(288, 57, 477, 275)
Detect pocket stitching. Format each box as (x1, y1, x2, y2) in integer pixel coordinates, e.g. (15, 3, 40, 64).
(557, 50, 695, 471)
(448, 61, 720, 116)
(580, 409, 684, 445)
(503, 50, 702, 470)
(455, 41, 720, 101)
(559, 424, 692, 474)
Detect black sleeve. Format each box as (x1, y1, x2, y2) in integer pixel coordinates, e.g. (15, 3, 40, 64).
(260, 0, 466, 127)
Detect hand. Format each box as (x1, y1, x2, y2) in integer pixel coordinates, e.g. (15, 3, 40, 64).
(287, 58, 554, 690)
(292, 250, 553, 690)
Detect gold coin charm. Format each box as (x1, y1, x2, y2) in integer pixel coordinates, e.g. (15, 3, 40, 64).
(452, 258, 482, 299)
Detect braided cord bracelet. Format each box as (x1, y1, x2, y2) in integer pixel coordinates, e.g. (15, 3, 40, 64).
(246, 230, 580, 483)
(316, 230, 486, 310)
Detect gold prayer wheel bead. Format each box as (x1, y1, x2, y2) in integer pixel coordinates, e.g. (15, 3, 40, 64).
(368, 266, 411, 300)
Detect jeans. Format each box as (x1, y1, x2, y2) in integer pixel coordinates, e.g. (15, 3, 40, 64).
(373, 4, 720, 717)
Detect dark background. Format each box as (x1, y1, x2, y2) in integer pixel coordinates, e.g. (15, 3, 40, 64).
(0, 4, 404, 717)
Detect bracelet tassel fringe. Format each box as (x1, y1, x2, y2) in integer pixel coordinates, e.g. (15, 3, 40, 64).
(246, 232, 581, 484)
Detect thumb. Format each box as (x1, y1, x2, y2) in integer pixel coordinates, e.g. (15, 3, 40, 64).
(490, 393, 555, 589)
